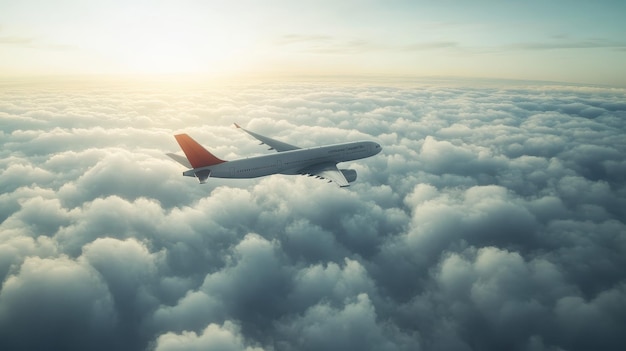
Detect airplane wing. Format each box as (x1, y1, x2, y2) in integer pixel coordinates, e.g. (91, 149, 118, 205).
(300, 162, 350, 187)
(235, 123, 300, 152)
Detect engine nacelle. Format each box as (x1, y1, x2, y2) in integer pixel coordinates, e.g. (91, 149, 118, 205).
(340, 169, 357, 183)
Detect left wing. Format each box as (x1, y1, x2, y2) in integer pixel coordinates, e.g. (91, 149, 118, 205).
(301, 162, 350, 187)
(235, 123, 300, 152)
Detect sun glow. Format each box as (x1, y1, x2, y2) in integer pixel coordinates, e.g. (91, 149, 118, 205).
(98, 7, 255, 75)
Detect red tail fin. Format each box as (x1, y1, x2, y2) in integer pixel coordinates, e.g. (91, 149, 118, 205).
(174, 134, 225, 168)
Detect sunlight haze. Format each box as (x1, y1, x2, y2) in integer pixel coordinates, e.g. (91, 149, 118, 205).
(1, 0, 625, 85)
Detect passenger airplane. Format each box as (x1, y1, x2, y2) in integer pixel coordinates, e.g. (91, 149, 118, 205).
(167, 123, 382, 187)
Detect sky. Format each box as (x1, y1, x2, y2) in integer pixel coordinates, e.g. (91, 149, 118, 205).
(1, 0, 626, 86)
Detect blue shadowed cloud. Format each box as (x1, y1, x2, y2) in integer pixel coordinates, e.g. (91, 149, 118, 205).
(0, 77, 625, 351)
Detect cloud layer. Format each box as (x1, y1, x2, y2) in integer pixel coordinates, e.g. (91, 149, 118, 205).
(1, 78, 625, 350)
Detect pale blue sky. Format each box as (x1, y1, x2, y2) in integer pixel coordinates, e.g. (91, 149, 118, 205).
(1, 0, 625, 85)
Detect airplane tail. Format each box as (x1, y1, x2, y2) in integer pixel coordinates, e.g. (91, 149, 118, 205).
(174, 134, 226, 168)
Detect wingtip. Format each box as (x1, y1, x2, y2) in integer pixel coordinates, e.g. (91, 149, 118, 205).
(234, 123, 241, 128)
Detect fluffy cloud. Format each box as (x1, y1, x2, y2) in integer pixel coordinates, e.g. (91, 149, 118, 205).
(0, 78, 625, 351)
(0, 256, 117, 351)
(154, 321, 264, 351)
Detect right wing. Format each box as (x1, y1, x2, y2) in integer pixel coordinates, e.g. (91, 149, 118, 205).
(300, 162, 350, 187)
(235, 123, 300, 152)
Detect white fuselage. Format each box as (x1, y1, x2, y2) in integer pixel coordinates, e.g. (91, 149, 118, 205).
(184, 141, 381, 179)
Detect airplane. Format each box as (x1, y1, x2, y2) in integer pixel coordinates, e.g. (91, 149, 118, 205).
(166, 123, 382, 187)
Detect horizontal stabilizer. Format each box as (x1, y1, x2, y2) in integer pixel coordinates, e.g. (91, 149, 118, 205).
(166, 153, 192, 168)
(195, 170, 211, 184)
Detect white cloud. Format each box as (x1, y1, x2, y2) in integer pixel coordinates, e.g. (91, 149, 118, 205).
(154, 321, 264, 351)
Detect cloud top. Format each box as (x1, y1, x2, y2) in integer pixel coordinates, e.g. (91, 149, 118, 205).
(1, 79, 625, 350)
